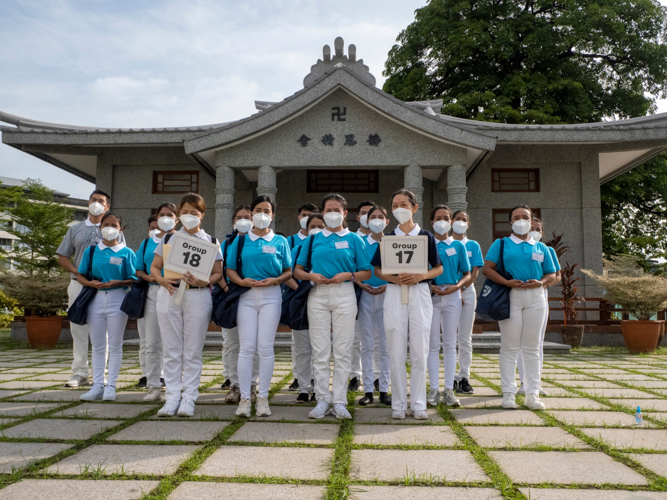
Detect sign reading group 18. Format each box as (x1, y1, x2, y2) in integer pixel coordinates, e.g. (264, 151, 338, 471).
(164, 233, 218, 283)
(380, 235, 429, 276)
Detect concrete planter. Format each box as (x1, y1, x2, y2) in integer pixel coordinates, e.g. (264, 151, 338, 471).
(25, 316, 64, 349)
(621, 320, 662, 354)
(559, 325, 585, 348)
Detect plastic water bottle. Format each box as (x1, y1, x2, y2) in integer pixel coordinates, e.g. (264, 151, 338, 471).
(635, 406, 643, 426)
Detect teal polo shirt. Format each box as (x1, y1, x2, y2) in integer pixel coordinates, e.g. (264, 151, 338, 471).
(288, 231, 308, 251)
(296, 228, 371, 279)
(548, 246, 561, 271)
(433, 237, 471, 286)
(462, 237, 484, 268)
(485, 235, 556, 282)
(226, 230, 292, 280)
(78, 243, 138, 289)
(362, 235, 387, 287)
(136, 235, 163, 279)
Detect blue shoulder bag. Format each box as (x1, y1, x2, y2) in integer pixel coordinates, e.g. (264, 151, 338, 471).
(120, 238, 149, 320)
(68, 245, 99, 326)
(212, 235, 250, 329)
(286, 235, 315, 330)
(476, 239, 513, 321)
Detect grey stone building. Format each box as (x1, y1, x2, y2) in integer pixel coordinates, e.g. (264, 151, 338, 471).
(3, 37, 667, 298)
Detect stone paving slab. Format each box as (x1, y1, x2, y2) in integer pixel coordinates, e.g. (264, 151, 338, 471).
(610, 399, 667, 411)
(195, 445, 332, 480)
(53, 403, 156, 419)
(581, 388, 658, 398)
(269, 393, 316, 405)
(353, 424, 459, 446)
(0, 390, 28, 399)
(540, 388, 575, 397)
(248, 405, 326, 422)
(193, 393, 228, 404)
(13, 390, 87, 402)
(581, 428, 667, 450)
(534, 397, 606, 410)
(353, 408, 444, 424)
(110, 421, 230, 442)
(488, 451, 647, 485)
(23, 374, 76, 382)
(451, 409, 544, 425)
(350, 449, 488, 482)
(150, 404, 237, 420)
(630, 453, 667, 477)
(0, 402, 63, 417)
(0, 442, 73, 473)
(0, 381, 59, 390)
(349, 486, 503, 500)
(457, 396, 505, 408)
(0, 479, 159, 499)
(47, 444, 199, 475)
(229, 422, 339, 444)
(1, 418, 122, 440)
(559, 380, 623, 388)
(464, 387, 500, 396)
(467, 426, 590, 449)
(168, 482, 325, 500)
(519, 488, 667, 500)
(549, 410, 650, 427)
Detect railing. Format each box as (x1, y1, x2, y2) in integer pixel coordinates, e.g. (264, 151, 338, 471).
(546, 297, 667, 325)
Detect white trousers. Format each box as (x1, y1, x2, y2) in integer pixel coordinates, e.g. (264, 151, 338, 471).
(350, 321, 381, 383)
(88, 288, 128, 388)
(499, 287, 546, 395)
(428, 288, 463, 391)
(142, 285, 163, 388)
(237, 286, 281, 399)
(222, 327, 259, 387)
(358, 291, 390, 392)
(67, 280, 90, 378)
(157, 286, 212, 403)
(456, 284, 476, 381)
(517, 288, 549, 388)
(293, 328, 313, 393)
(308, 282, 357, 405)
(137, 318, 146, 377)
(384, 283, 432, 412)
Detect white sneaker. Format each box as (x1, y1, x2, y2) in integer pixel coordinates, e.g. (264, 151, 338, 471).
(102, 386, 116, 401)
(256, 397, 271, 417)
(413, 410, 429, 420)
(525, 393, 546, 410)
(426, 389, 440, 407)
(157, 400, 180, 417)
(330, 403, 351, 420)
(236, 398, 251, 417)
(143, 387, 162, 402)
(177, 398, 195, 417)
(517, 385, 525, 395)
(66, 374, 90, 388)
(80, 386, 104, 401)
(309, 401, 330, 419)
(442, 389, 461, 407)
(502, 392, 518, 409)
(391, 410, 406, 420)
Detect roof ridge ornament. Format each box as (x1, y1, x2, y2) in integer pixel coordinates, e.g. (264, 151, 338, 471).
(303, 37, 376, 88)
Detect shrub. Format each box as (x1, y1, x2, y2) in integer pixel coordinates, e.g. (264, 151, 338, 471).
(0, 272, 69, 317)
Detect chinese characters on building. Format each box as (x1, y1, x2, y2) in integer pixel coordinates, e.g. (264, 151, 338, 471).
(298, 107, 381, 147)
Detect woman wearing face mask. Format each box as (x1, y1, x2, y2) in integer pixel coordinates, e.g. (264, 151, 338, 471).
(450, 210, 484, 395)
(150, 193, 223, 417)
(135, 203, 178, 401)
(517, 217, 561, 397)
(226, 196, 292, 418)
(427, 205, 471, 408)
(293, 193, 372, 420)
(372, 190, 443, 420)
(356, 205, 391, 407)
(482, 205, 556, 411)
(78, 213, 137, 402)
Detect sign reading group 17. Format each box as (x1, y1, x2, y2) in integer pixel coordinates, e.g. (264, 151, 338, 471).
(380, 235, 429, 276)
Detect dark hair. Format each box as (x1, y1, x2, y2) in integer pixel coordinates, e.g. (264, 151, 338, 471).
(321, 193, 348, 212)
(532, 217, 542, 224)
(508, 205, 532, 221)
(250, 195, 276, 214)
(156, 202, 177, 217)
(452, 210, 468, 220)
(177, 193, 206, 214)
(89, 189, 111, 204)
(367, 204, 388, 219)
(391, 189, 417, 207)
(306, 213, 325, 228)
(101, 212, 126, 231)
(357, 200, 375, 211)
(147, 214, 157, 225)
(232, 204, 252, 221)
(430, 204, 452, 222)
(297, 203, 319, 215)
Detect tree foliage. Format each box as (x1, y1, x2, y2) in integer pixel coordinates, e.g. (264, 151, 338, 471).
(383, 0, 667, 124)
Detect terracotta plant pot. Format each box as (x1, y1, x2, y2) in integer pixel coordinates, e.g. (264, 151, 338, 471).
(657, 321, 665, 349)
(25, 316, 63, 349)
(620, 320, 662, 354)
(560, 325, 585, 348)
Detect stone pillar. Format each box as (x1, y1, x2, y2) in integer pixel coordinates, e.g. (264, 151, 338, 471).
(96, 157, 114, 206)
(580, 152, 603, 315)
(404, 164, 424, 227)
(215, 157, 235, 238)
(446, 163, 468, 213)
(257, 166, 278, 229)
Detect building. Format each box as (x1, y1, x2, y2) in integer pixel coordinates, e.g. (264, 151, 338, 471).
(3, 37, 667, 298)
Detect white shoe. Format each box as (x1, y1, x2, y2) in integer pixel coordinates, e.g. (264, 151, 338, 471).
(143, 387, 162, 402)
(517, 385, 525, 395)
(330, 403, 351, 420)
(426, 389, 440, 407)
(102, 386, 116, 401)
(80, 386, 104, 401)
(442, 389, 460, 407)
(502, 392, 518, 409)
(525, 393, 546, 411)
(177, 398, 195, 417)
(309, 401, 330, 419)
(413, 410, 429, 420)
(157, 400, 180, 417)
(66, 375, 90, 388)
(391, 410, 406, 420)
(539, 389, 548, 397)
(256, 397, 271, 417)
(236, 398, 252, 417)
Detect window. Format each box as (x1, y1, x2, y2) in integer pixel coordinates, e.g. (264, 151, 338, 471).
(492, 169, 540, 192)
(492, 208, 541, 240)
(14, 224, 28, 234)
(0, 239, 12, 251)
(307, 170, 379, 193)
(152, 171, 199, 194)
(0, 220, 11, 231)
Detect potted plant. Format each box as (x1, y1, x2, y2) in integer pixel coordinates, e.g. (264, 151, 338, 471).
(584, 255, 667, 354)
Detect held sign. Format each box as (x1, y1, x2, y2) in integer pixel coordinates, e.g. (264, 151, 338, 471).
(380, 235, 429, 275)
(163, 232, 217, 282)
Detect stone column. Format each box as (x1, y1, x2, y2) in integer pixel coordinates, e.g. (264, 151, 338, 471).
(404, 164, 424, 227)
(580, 152, 603, 317)
(96, 157, 114, 205)
(446, 163, 468, 213)
(215, 156, 235, 238)
(257, 166, 278, 229)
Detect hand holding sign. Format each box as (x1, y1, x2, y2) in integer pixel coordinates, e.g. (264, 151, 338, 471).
(164, 233, 218, 305)
(380, 235, 429, 304)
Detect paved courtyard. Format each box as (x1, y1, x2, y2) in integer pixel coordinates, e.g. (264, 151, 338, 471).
(0, 341, 665, 499)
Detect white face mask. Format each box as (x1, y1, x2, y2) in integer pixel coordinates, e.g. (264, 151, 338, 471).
(309, 228, 323, 236)
(158, 216, 176, 232)
(368, 219, 386, 234)
(512, 219, 531, 236)
(252, 212, 272, 230)
(452, 221, 468, 235)
(323, 212, 344, 229)
(180, 214, 201, 230)
(101, 227, 120, 242)
(88, 202, 105, 216)
(433, 220, 451, 236)
(299, 216, 309, 230)
(234, 219, 253, 234)
(148, 229, 158, 239)
(393, 207, 413, 225)
(359, 214, 369, 229)
(528, 231, 542, 242)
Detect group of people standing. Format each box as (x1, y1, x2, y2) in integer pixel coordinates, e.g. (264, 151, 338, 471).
(56, 187, 559, 420)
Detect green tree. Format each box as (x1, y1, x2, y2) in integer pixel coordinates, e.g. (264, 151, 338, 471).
(383, 0, 667, 124)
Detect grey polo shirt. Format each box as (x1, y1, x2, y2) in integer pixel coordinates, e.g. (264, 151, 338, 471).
(56, 218, 126, 278)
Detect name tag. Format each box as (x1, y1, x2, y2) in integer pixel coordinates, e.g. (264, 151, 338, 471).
(532, 252, 544, 263)
(109, 257, 123, 266)
(468, 251, 473, 258)
(445, 248, 457, 257)
(335, 241, 349, 250)
(262, 246, 277, 254)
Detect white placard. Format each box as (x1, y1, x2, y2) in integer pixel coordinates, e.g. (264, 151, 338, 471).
(380, 235, 429, 275)
(164, 232, 218, 282)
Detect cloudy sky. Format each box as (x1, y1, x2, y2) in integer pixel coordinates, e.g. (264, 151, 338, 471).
(1, 0, 666, 199)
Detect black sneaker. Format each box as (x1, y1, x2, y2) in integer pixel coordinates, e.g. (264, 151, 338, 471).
(160, 377, 165, 387)
(348, 377, 360, 392)
(221, 378, 231, 390)
(453, 380, 459, 392)
(457, 378, 474, 394)
(309, 393, 317, 403)
(135, 376, 147, 388)
(379, 392, 392, 406)
(296, 393, 309, 404)
(359, 392, 374, 406)
(289, 379, 299, 391)
(374, 378, 380, 393)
